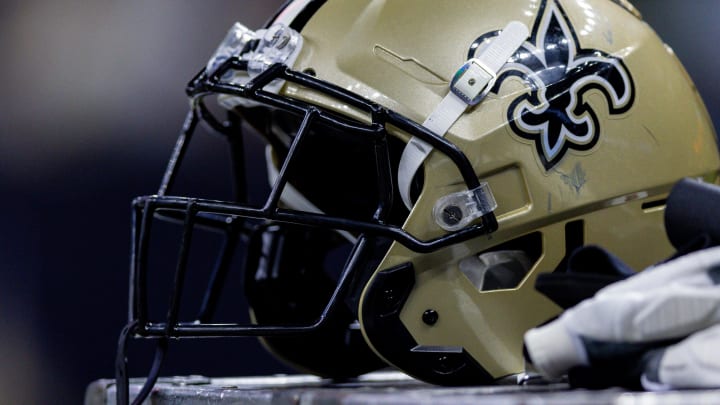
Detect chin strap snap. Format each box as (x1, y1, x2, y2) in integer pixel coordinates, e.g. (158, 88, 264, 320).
(397, 21, 529, 221)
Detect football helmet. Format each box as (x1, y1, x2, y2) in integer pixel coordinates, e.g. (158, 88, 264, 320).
(117, 0, 720, 403)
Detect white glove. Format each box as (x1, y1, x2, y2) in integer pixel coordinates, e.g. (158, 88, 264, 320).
(524, 246, 720, 389)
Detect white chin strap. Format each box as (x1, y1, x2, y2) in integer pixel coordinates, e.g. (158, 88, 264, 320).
(397, 21, 529, 211)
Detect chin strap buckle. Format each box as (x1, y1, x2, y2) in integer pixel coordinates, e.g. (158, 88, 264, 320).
(450, 59, 496, 106)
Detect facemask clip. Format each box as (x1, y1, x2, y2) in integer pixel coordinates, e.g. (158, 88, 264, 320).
(433, 183, 497, 232)
(205, 22, 304, 109)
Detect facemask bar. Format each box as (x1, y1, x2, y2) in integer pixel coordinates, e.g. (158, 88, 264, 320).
(117, 51, 499, 404)
(149, 59, 498, 252)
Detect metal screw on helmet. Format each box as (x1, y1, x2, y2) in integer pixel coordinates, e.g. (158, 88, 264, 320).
(422, 309, 439, 326)
(442, 206, 463, 227)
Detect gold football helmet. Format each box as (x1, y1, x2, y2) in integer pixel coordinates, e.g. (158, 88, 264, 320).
(118, 0, 720, 402)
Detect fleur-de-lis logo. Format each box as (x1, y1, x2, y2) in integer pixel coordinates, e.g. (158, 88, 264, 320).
(473, 0, 635, 170)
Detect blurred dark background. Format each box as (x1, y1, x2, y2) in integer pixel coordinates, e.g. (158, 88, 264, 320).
(0, 1, 718, 402)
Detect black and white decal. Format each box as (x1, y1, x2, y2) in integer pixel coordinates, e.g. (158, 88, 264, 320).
(475, 0, 635, 170)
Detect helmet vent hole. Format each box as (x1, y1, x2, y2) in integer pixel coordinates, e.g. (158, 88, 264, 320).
(459, 232, 542, 291)
(641, 198, 667, 212)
